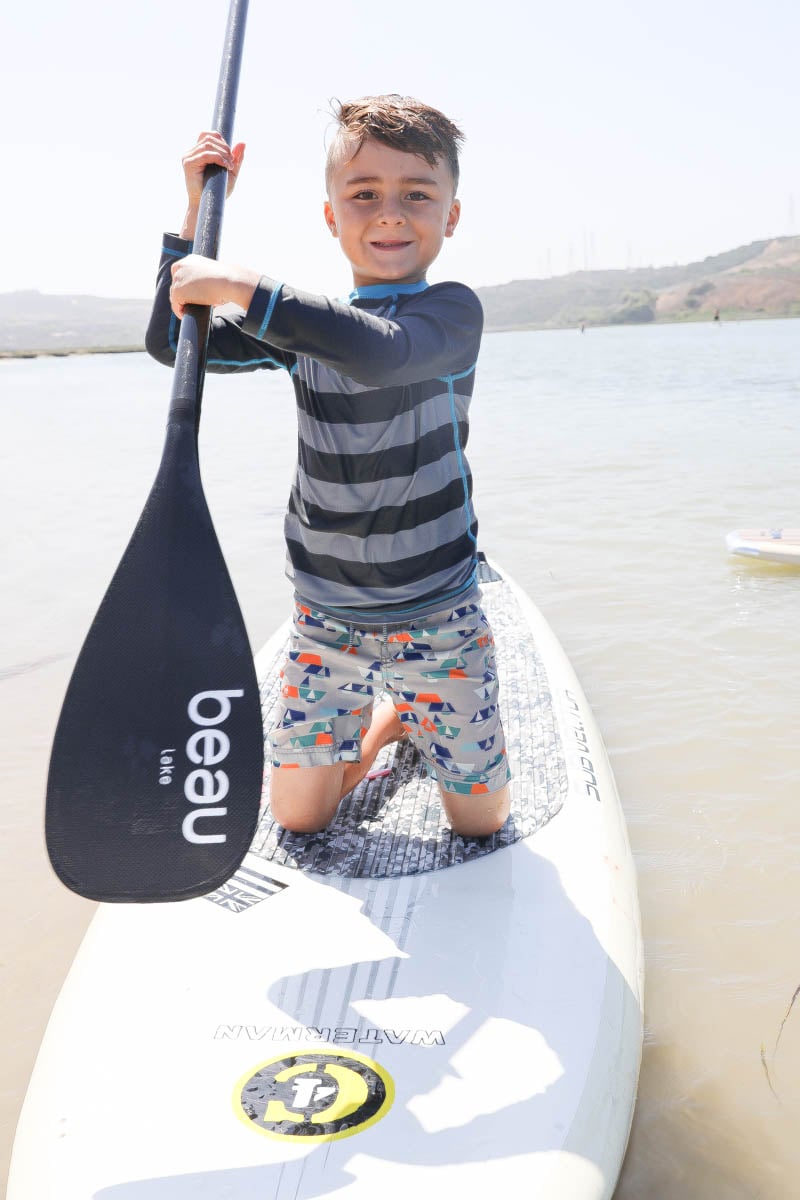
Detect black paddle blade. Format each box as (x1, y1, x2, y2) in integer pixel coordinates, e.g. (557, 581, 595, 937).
(46, 423, 264, 903)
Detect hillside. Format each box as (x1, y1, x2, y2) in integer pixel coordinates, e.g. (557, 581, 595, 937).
(2, 236, 800, 355)
(476, 235, 800, 331)
(0, 291, 151, 356)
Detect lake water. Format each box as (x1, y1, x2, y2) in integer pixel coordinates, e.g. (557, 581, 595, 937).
(2, 319, 799, 1196)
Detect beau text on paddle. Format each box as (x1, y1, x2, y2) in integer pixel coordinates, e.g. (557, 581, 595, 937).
(167, 688, 248, 846)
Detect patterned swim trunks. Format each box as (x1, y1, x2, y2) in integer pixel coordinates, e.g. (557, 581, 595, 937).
(268, 599, 511, 796)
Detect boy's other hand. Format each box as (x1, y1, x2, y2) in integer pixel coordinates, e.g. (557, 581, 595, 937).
(169, 255, 259, 319)
(180, 132, 245, 239)
(183, 131, 245, 204)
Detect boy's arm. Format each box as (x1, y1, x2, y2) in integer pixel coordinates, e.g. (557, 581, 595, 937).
(146, 132, 293, 373)
(144, 237, 294, 374)
(240, 276, 484, 386)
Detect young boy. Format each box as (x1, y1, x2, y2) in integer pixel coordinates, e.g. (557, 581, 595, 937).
(146, 95, 511, 839)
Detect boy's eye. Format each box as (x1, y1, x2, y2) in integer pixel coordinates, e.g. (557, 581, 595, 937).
(407, 191, 430, 201)
(353, 190, 378, 200)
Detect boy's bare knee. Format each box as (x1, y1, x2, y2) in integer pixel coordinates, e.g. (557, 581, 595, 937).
(269, 763, 344, 834)
(439, 782, 511, 840)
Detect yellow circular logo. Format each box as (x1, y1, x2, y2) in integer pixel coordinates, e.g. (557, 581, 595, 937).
(234, 1050, 395, 1142)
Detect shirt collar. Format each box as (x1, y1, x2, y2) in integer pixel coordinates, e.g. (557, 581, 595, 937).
(346, 280, 430, 303)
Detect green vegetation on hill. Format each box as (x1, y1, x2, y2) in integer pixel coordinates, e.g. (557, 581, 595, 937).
(476, 236, 800, 332)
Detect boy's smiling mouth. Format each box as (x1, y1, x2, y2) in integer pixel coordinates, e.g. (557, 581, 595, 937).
(371, 240, 413, 250)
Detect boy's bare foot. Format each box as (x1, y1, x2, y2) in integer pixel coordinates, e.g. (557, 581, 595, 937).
(270, 701, 409, 834)
(339, 700, 407, 799)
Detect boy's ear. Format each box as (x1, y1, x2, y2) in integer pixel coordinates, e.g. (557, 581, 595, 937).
(444, 198, 461, 238)
(324, 200, 338, 238)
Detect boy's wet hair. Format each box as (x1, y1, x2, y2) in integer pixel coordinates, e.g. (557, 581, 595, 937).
(326, 95, 464, 192)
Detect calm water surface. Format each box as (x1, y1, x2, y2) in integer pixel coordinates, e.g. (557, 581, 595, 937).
(2, 319, 799, 1195)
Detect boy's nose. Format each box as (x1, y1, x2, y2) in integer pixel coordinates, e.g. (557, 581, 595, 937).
(378, 200, 405, 224)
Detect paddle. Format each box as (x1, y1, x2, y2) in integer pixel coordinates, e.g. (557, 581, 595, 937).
(45, 0, 263, 903)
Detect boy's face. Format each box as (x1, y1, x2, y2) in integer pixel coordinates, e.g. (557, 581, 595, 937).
(324, 137, 461, 288)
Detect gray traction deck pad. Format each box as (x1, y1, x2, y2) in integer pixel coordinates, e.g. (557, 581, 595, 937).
(252, 561, 567, 877)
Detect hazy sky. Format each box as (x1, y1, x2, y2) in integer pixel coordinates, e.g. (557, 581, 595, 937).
(5, 0, 798, 298)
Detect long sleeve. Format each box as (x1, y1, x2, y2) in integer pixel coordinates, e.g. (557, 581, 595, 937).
(241, 277, 483, 387)
(144, 234, 294, 374)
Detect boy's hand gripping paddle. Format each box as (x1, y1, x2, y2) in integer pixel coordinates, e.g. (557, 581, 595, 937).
(45, 0, 263, 903)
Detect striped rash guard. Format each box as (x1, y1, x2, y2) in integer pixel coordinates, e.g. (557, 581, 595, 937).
(145, 234, 483, 623)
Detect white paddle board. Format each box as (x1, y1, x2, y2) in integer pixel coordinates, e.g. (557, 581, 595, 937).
(9, 556, 643, 1199)
(726, 528, 800, 565)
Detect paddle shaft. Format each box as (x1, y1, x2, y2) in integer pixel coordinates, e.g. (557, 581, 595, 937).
(169, 0, 249, 431)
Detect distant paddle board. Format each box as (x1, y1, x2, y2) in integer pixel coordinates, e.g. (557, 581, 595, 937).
(9, 556, 643, 1200)
(726, 528, 800, 565)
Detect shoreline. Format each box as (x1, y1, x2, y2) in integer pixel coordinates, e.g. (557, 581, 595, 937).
(0, 345, 145, 361)
(482, 310, 800, 335)
(2, 309, 798, 359)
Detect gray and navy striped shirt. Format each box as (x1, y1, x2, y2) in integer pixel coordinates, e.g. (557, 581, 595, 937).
(146, 234, 483, 622)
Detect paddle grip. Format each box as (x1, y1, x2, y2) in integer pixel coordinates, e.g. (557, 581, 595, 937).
(168, 0, 249, 430)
